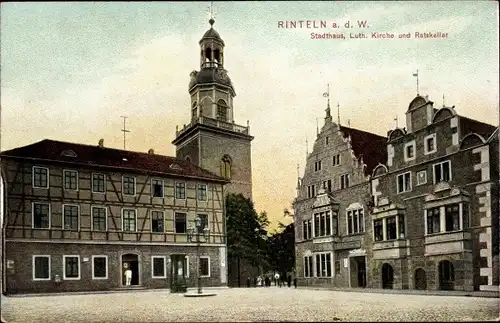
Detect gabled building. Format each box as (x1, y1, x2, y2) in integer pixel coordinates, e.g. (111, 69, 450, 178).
(371, 95, 499, 291)
(1, 139, 228, 294)
(294, 101, 387, 288)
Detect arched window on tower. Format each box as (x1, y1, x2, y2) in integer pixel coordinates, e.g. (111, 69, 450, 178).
(217, 99, 228, 122)
(205, 48, 212, 62)
(214, 49, 220, 65)
(220, 155, 232, 179)
(192, 102, 198, 120)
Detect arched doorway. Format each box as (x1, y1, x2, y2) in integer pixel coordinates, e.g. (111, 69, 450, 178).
(381, 263, 394, 289)
(122, 254, 140, 286)
(438, 260, 455, 290)
(414, 268, 427, 290)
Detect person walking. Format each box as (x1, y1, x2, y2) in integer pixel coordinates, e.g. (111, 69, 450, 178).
(287, 275, 292, 287)
(274, 272, 280, 287)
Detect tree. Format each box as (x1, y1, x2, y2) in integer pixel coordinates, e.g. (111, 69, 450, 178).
(263, 208, 296, 279)
(226, 193, 269, 286)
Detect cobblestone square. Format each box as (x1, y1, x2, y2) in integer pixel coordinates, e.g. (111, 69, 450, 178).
(2, 287, 499, 322)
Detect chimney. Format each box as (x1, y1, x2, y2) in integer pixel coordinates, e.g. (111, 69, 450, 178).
(148, 149, 154, 155)
(98, 139, 104, 148)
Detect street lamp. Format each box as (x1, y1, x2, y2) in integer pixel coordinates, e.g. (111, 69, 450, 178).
(187, 216, 210, 294)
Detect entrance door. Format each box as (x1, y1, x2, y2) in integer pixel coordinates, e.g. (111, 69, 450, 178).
(438, 260, 455, 291)
(414, 268, 427, 290)
(170, 254, 187, 293)
(357, 257, 367, 288)
(381, 263, 394, 289)
(122, 254, 140, 286)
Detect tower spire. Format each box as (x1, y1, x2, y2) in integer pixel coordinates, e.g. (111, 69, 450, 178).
(337, 102, 341, 126)
(323, 84, 331, 121)
(413, 70, 419, 96)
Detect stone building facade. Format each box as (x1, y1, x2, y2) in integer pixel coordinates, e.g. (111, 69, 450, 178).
(371, 95, 499, 292)
(171, 18, 255, 287)
(294, 94, 499, 292)
(293, 103, 387, 288)
(1, 139, 228, 294)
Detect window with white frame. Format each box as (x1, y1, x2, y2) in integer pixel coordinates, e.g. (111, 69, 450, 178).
(433, 160, 451, 183)
(303, 255, 313, 277)
(374, 219, 383, 241)
(315, 253, 332, 277)
(302, 219, 312, 240)
(92, 206, 107, 231)
(426, 207, 441, 234)
(404, 141, 416, 161)
(445, 204, 460, 232)
(346, 208, 365, 235)
(424, 134, 437, 154)
(151, 179, 164, 198)
(198, 214, 209, 233)
(92, 256, 108, 279)
(416, 170, 427, 186)
(151, 211, 164, 233)
(175, 213, 187, 233)
(33, 255, 50, 280)
(373, 214, 406, 241)
(397, 172, 411, 193)
(33, 202, 50, 229)
(63, 205, 79, 230)
(332, 154, 341, 166)
(92, 173, 106, 193)
(197, 184, 208, 201)
(63, 255, 80, 280)
(33, 166, 49, 188)
(122, 176, 136, 196)
(313, 211, 332, 237)
(200, 257, 210, 277)
(63, 170, 78, 190)
(175, 182, 186, 199)
(122, 209, 137, 232)
(340, 174, 350, 189)
(151, 256, 167, 278)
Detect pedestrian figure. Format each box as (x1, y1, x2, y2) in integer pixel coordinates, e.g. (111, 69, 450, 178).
(246, 276, 251, 288)
(124, 268, 132, 286)
(274, 273, 280, 286)
(293, 277, 297, 288)
(287, 275, 291, 287)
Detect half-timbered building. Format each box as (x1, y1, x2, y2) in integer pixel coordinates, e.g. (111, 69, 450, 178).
(371, 95, 499, 292)
(1, 139, 228, 294)
(293, 102, 387, 288)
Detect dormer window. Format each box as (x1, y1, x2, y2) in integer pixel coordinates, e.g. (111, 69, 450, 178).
(424, 134, 437, 155)
(61, 150, 77, 158)
(170, 163, 182, 171)
(404, 141, 416, 162)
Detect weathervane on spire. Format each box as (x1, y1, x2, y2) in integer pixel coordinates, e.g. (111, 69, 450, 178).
(323, 84, 331, 119)
(208, 1, 216, 26)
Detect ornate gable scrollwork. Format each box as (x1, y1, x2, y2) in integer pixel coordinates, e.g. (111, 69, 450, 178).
(312, 188, 339, 209)
(424, 183, 470, 207)
(373, 196, 406, 216)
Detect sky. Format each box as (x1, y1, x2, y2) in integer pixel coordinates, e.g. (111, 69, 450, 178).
(1, 1, 499, 231)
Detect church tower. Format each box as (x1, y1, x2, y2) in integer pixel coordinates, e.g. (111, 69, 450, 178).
(172, 17, 254, 199)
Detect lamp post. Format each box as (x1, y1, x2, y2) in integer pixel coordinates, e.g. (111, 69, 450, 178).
(187, 216, 210, 295)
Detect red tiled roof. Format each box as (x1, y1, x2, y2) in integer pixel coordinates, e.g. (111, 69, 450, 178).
(1, 139, 227, 183)
(459, 116, 497, 140)
(339, 126, 387, 176)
